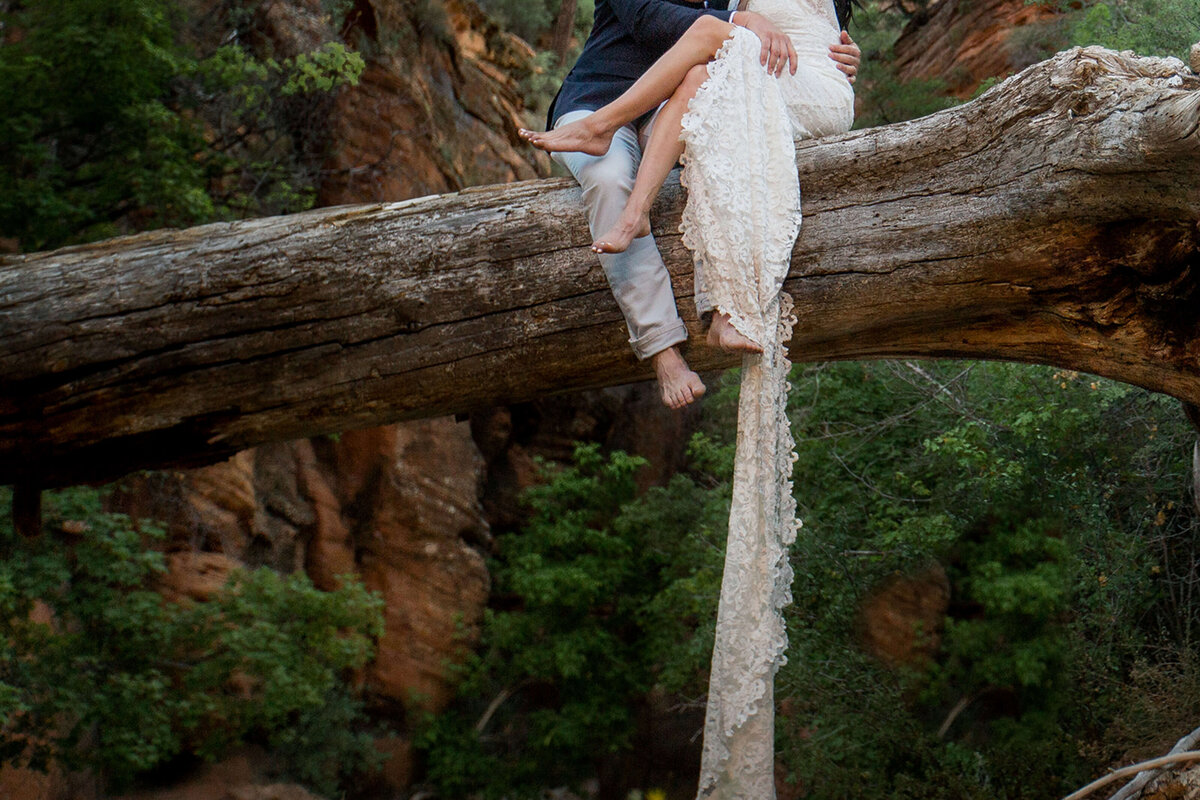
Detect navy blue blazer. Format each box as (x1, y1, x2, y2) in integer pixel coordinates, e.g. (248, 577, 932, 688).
(546, 0, 735, 131)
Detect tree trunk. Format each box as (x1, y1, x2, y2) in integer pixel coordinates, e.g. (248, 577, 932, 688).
(550, 0, 578, 67)
(1, 46, 1198, 489)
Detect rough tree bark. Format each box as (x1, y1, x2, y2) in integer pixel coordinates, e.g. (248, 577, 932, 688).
(550, 0, 578, 66)
(1, 45, 1198, 489)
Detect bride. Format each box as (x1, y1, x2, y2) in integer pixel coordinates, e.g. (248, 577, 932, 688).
(524, 0, 856, 796)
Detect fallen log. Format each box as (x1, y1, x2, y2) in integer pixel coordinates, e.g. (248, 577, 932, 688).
(1, 45, 1198, 489)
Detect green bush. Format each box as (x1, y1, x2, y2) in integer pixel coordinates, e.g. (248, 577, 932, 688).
(1068, 0, 1200, 61)
(763, 361, 1193, 798)
(417, 361, 1200, 799)
(0, 0, 364, 251)
(0, 483, 387, 797)
(415, 443, 731, 797)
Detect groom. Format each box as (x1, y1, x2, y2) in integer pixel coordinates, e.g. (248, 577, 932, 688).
(543, 0, 860, 409)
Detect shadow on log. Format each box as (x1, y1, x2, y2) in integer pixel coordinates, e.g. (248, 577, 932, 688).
(1, 45, 1198, 489)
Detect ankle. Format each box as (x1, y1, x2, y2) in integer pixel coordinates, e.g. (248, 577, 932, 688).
(652, 345, 684, 370)
(622, 198, 651, 222)
(585, 113, 616, 136)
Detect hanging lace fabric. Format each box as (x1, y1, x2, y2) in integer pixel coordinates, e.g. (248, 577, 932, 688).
(679, 26, 805, 799)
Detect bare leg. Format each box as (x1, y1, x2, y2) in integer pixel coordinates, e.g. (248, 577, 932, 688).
(591, 64, 762, 354)
(652, 345, 707, 409)
(591, 64, 710, 254)
(519, 16, 734, 155)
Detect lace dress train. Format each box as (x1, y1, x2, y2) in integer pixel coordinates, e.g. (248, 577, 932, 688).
(677, 5, 853, 797)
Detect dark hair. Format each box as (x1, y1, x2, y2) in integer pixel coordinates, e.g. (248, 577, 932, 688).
(833, 0, 862, 29)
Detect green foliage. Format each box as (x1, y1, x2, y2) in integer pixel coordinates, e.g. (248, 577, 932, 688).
(470, 0, 594, 118)
(754, 361, 1192, 798)
(0, 0, 364, 251)
(852, 0, 1200, 128)
(476, 0, 590, 52)
(849, 1, 961, 127)
(415, 443, 731, 797)
(417, 361, 1200, 798)
(1067, 0, 1200, 60)
(0, 483, 387, 797)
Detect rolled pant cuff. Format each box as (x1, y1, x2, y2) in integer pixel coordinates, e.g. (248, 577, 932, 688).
(630, 319, 690, 361)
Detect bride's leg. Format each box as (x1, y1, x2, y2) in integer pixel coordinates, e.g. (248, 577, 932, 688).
(593, 67, 763, 354)
(590, 64, 710, 255)
(519, 16, 734, 155)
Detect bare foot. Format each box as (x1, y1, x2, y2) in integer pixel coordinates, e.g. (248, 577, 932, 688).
(518, 117, 615, 156)
(652, 346, 706, 409)
(707, 312, 763, 354)
(591, 210, 651, 254)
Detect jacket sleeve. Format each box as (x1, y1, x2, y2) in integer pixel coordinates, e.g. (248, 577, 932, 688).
(607, 0, 734, 46)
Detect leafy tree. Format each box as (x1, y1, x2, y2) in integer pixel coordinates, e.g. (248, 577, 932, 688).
(755, 361, 1193, 799)
(0, 483, 387, 797)
(415, 443, 731, 798)
(849, 1, 959, 128)
(0, 0, 363, 251)
(418, 360, 1200, 799)
(1068, 0, 1200, 61)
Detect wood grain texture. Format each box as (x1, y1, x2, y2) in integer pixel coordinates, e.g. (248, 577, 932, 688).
(2, 45, 1198, 488)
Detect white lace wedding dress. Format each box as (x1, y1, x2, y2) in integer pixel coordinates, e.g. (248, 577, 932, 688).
(677, 0, 853, 796)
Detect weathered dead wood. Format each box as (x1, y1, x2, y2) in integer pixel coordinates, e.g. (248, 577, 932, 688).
(1, 45, 1198, 489)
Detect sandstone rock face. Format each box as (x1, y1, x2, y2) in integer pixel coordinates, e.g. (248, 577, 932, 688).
(471, 383, 704, 533)
(305, 420, 491, 712)
(110, 746, 322, 800)
(159, 552, 244, 603)
(0, 764, 96, 800)
(889, 0, 1064, 97)
(109, 448, 308, 576)
(100, 0, 545, 728)
(317, 0, 552, 204)
(111, 420, 491, 715)
(857, 562, 951, 669)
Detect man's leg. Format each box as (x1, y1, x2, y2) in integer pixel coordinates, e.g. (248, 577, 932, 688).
(551, 109, 705, 409)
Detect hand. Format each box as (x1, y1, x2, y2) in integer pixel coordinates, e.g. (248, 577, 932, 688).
(829, 29, 861, 84)
(734, 11, 797, 77)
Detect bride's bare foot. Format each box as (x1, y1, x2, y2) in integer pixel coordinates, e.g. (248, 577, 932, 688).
(652, 346, 706, 410)
(591, 210, 651, 254)
(518, 117, 615, 156)
(707, 312, 763, 354)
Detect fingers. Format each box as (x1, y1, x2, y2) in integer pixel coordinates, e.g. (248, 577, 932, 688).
(829, 30, 861, 84)
(764, 34, 790, 76)
(829, 53, 858, 81)
(840, 28, 860, 55)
